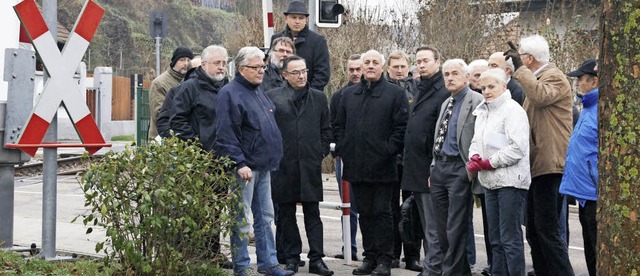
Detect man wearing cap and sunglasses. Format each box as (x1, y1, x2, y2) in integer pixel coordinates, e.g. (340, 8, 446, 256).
(559, 58, 599, 276)
(271, 0, 330, 91)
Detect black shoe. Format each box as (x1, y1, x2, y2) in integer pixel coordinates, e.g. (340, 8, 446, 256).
(371, 263, 391, 276)
(353, 261, 376, 275)
(299, 260, 306, 267)
(334, 253, 359, 261)
(309, 260, 334, 275)
(285, 259, 299, 273)
(405, 259, 422, 272)
(482, 266, 492, 276)
(527, 269, 536, 276)
(390, 259, 400, 268)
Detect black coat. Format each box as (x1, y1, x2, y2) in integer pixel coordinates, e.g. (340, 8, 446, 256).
(260, 63, 285, 92)
(171, 67, 228, 152)
(334, 77, 409, 183)
(507, 77, 526, 106)
(401, 71, 450, 192)
(271, 26, 330, 91)
(156, 67, 199, 138)
(266, 85, 331, 203)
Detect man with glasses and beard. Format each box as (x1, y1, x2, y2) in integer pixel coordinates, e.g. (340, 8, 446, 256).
(262, 37, 296, 92)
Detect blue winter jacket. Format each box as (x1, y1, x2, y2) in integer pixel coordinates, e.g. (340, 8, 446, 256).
(559, 88, 598, 205)
(214, 73, 283, 171)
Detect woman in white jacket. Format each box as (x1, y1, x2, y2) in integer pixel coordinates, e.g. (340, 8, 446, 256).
(467, 68, 531, 276)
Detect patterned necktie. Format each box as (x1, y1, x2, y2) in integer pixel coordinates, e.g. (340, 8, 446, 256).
(434, 97, 455, 154)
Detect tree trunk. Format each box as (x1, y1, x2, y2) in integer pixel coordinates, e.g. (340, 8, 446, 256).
(597, 1, 640, 274)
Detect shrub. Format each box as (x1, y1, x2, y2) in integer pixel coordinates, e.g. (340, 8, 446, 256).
(76, 137, 240, 274)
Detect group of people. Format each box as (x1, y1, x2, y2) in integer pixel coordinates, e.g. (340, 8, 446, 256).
(147, 1, 599, 276)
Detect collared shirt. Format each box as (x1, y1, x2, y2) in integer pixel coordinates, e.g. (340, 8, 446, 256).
(440, 87, 468, 156)
(533, 63, 549, 76)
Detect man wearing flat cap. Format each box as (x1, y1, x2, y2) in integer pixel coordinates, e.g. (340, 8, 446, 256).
(149, 46, 194, 138)
(271, 0, 331, 91)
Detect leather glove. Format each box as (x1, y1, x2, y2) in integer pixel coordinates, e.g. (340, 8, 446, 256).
(467, 161, 483, 173)
(480, 158, 495, 171)
(504, 41, 523, 70)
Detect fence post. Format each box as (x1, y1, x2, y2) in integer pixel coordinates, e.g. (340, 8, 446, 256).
(93, 67, 112, 141)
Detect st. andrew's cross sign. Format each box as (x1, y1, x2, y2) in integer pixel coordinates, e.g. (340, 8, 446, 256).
(9, 0, 109, 156)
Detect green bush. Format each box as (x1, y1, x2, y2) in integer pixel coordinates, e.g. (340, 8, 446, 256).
(76, 137, 240, 275)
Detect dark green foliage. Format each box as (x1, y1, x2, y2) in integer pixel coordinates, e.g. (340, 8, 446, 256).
(76, 137, 240, 275)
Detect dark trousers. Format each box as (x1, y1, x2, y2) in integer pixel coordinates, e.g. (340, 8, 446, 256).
(278, 202, 324, 262)
(579, 200, 597, 276)
(351, 182, 394, 265)
(430, 159, 472, 276)
(485, 187, 526, 276)
(478, 193, 493, 268)
(393, 165, 421, 261)
(466, 196, 476, 265)
(526, 174, 575, 276)
(415, 192, 444, 276)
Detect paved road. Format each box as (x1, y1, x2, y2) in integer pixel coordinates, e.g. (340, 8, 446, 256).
(11, 173, 589, 275)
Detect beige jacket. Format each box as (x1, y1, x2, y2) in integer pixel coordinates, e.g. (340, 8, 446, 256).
(513, 63, 573, 178)
(148, 68, 183, 138)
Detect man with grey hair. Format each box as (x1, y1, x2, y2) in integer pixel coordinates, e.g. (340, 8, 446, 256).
(504, 35, 574, 276)
(170, 46, 229, 267)
(430, 59, 483, 276)
(215, 46, 293, 276)
(334, 50, 409, 276)
(262, 37, 296, 92)
(172, 46, 228, 151)
(467, 59, 488, 93)
(487, 51, 525, 105)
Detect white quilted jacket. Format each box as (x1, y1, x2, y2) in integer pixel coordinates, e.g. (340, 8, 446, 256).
(469, 90, 531, 190)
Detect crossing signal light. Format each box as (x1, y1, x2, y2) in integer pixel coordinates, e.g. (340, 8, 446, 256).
(317, 0, 344, 28)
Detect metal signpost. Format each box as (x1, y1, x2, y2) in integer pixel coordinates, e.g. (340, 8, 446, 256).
(10, 0, 109, 259)
(150, 12, 167, 77)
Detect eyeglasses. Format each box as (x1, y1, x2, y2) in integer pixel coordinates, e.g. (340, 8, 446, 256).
(285, 69, 308, 76)
(274, 48, 294, 55)
(242, 65, 267, 71)
(519, 53, 531, 57)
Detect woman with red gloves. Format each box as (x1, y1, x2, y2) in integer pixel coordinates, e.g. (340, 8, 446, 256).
(467, 68, 531, 276)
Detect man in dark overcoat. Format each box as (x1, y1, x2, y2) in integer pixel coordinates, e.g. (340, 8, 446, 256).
(334, 50, 409, 276)
(266, 56, 333, 276)
(271, 0, 330, 91)
(401, 45, 449, 276)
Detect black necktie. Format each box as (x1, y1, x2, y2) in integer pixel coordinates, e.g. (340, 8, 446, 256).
(434, 97, 455, 154)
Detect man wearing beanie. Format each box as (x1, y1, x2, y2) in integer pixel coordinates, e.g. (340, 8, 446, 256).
(149, 46, 194, 139)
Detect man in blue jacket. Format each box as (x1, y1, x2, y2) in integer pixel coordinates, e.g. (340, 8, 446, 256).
(559, 58, 598, 276)
(215, 46, 293, 276)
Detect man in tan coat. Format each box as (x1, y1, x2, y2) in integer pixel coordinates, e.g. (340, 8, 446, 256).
(148, 46, 193, 138)
(505, 35, 575, 276)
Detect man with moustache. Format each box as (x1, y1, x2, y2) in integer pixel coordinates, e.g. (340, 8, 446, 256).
(262, 37, 296, 92)
(330, 54, 363, 262)
(271, 0, 330, 91)
(267, 55, 333, 275)
(170, 45, 229, 266)
(401, 45, 449, 276)
(334, 50, 409, 276)
(430, 59, 483, 276)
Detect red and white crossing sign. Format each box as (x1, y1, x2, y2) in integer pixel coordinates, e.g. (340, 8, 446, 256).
(11, 0, 108, 156)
